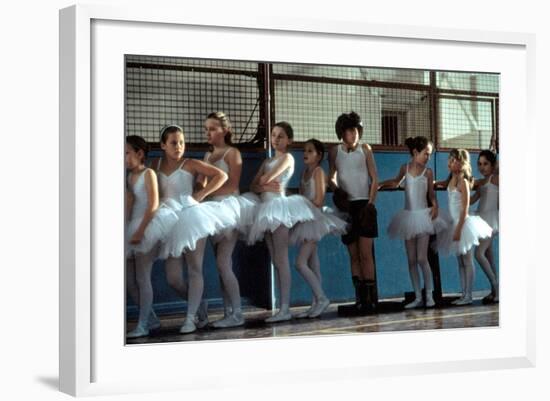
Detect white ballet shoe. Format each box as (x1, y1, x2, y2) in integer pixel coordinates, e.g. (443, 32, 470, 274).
(126, 324, 149, 339)
(196, 300, 209, 329)
(308, 297, 330, 318)
(223, 307, 234, 319)
(425, 294, 435, 308)
(265, 310, 292, 323)
(454, 296, 472, 306)
(211, 312, 245, 328)
(148, 311, 161, 330)
(404, 298, 423, 309)
(179, 317, 197, 334)
(295, 302, 316, 319)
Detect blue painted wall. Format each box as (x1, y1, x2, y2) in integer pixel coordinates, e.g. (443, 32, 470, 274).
(127, 148, 499, 315)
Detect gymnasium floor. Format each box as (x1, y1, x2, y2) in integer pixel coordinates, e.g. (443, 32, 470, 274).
(126, 296, 499, 345)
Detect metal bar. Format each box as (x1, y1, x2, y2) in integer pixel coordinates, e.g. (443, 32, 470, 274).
(438, 95, 495, 102)
(272, 73, 431, 92)
(264, 64, 272, 155)
(126, 62, 259, 78)
(430, 71, 438, 149)
(436, 88, 499, 98)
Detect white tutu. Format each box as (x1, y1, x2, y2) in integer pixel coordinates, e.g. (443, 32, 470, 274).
(126, 203, 179, 257)
(247, 193, 316, 244)
(435, 214, 493, 256)
(290, 206, 348, 245)
(387, 207, 448, 240)
(472, 209, 498, 234)
(209, 193, 259, 242)
(159, 195, 237, 258)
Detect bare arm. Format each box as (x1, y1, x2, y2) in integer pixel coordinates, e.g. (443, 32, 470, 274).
(453, 178, 470, 241)
(426, 169, 439, 219)
(470, 189, 481, 205)
(249, 160, 281, 193)
(185, 160, 227, 202)
(249, 160, 266, 193)
(259, 153, 293, 185)
(434, 175, 450, 189)
(130, 169, 160, 244)
(327, 145, 338, 191)
(311, 167, 326, 208)
(125, 189, 134, 222)
(364, 144, 378, 204)
(378, 164, 406, 190)
(194, 152, 209, 193)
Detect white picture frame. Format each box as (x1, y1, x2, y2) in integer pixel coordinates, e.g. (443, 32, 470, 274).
(59, 4, 536, 397)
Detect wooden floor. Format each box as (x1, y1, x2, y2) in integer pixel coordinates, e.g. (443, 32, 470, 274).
(126, 297, 499, 345)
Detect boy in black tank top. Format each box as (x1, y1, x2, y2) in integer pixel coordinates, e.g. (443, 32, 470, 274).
(328, 111, 379, 316)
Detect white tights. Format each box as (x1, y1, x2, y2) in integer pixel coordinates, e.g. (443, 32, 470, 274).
(475, 235, 498, 295)
(126, 248, 156, 329)
(212, 231, 242, 314)
(404, 235, 433, 299)
(457, 249, 475, 299)
(295, 241, 325, 301)
(265, 226, 291, 312)
(165, 238, 207, 318)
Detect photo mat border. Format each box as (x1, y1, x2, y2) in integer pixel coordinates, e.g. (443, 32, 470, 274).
(59, 4, 536, 397)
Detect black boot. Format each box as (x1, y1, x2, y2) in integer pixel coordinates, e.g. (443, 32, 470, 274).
(337, 276, 362, 316)
(357, 280, 377, 315)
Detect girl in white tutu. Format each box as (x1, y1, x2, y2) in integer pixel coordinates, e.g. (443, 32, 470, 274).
(197, 112, 257, 328)
(154, 125, 236, 334)
(436, 149, 493, 305)
(380, 136, 446, 309)
(290, 139, 347, 318)
(248, 122, 316, 322)
(470, 150, 499, 304)
(125, 135, 178, 338)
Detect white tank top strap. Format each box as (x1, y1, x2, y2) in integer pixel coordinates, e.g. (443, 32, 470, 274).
(222, 147, 232, 159)
(179, 158, 188, 169)
(155, 158, 162, 171)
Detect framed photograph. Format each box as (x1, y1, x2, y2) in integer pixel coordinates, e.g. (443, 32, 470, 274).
(60, 4, 535, 397)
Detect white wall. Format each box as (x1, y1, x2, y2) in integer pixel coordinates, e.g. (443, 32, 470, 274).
(1, 0, 548, 400)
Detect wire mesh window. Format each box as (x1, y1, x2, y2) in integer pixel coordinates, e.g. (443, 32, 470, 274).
(126, 56, 261, 144)
(273, 79, 380, 144)
(438, 97, 495, 149)
(436, 71, 500, 94)
(273, 78, 432, 145)
(273, 64, 429, 85)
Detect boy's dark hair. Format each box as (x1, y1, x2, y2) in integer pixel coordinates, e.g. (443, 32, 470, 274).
(335, 111, 363, 140)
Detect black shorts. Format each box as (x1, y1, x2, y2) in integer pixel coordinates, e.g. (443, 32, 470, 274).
(341, 199, 378, 245)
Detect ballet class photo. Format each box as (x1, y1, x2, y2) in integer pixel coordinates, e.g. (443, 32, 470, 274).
(124, 55, 499, 344)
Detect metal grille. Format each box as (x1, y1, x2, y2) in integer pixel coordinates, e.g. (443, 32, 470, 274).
(437, 97, 495, 149)
(273, 79, 380, 144)
(273, 78, 431, 145)
(126, 56, 261, 144)
(436, 71, 499, 94)
(125, 56, 499, 151)
(273, 63, 429, 85)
